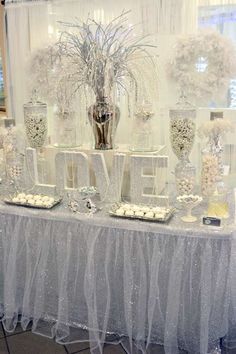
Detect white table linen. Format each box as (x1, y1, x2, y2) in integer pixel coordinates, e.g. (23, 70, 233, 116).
(0, 202, 233, 354)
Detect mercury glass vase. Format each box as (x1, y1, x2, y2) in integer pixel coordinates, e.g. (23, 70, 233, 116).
(88, 97, 120, 150)
(24, 94, 47, 149)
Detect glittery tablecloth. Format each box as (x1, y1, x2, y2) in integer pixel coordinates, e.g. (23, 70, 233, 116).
(0, 201, 234, 354)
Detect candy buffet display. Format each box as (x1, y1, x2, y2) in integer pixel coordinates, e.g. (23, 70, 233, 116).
(23, 91, 48, 149)
(177, 195, 202, 223)
(4, 193, 61, 209)
(109, 203, 175, 223)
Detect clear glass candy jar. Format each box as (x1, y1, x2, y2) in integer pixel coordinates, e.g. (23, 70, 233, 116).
(55, 110, 77, 147)
(169, 100, 196, 161)
(201, 149, 219, 197)
(130, 101, 155, 152)
(175, 159, 196, 196)
(24, 92, 47, 148)
(207, 183, 229, 219)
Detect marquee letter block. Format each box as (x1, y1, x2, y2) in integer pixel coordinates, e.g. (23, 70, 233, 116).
(91, 152, 126, 202)
(55, 151, 89, 194)
(130, 155, 168, 204)
(25, 148, 56, 194)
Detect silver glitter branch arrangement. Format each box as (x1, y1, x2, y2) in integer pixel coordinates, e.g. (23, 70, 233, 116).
(56, 10, 155, 101)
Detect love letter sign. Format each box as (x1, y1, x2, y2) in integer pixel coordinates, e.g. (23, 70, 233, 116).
(25, 148, 168, 203)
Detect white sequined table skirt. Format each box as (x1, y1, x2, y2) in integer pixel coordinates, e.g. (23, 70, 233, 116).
(0, 202, 234, 354)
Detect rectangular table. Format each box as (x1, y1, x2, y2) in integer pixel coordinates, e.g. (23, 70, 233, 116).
(0, 201, 234, 354)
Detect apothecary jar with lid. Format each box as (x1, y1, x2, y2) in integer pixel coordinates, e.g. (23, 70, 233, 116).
(24, 95, 48, 149)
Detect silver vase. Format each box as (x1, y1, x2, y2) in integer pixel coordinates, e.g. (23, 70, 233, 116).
(88, 97, 120, 150)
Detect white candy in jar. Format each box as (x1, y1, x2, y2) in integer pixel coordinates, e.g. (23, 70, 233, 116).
(176, 177, 194, 195)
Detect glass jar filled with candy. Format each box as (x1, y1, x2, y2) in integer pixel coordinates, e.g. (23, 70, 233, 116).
(201, 148, 219, 197)
(207, 180, 229, 219)
(169, 98, 196, 162)
(175, 159, 196, 196)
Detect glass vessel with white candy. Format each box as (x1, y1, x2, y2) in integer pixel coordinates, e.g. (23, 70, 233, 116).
(170, 96, 196, 196)
(175, 159, 196, 196)
(169, 97, 196, 162)
(201, 148, 219, 197)
(23, 91, 47, 149)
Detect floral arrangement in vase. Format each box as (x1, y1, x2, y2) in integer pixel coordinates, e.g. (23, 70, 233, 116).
(30, 11, 155, 149)
(55, 11, 155, 149)
(198, 118, 232, 141)
(199, 116, 233, 196)
(198, 117, 233, 164)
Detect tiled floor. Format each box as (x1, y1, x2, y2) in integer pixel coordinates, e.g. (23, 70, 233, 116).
(0, 322, 166, 354)
(0, 323, 235, 354)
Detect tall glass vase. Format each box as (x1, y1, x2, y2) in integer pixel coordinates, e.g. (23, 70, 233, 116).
(55, 110, 78, 148)
(170, 106, 196, 161)
(24, 92, 48, 149)
(169, 96, 196, 195)
(88, 97, 120, 150)
(130, 102, 155, 152)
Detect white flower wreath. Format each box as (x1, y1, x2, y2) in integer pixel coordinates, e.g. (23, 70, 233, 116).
(168, 30, 236, 99)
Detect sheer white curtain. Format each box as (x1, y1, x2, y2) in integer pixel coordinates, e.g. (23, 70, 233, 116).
(4, 0, 200, 143)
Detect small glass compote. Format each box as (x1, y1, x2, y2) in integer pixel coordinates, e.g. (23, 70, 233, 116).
(177, 195, 202, 223)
